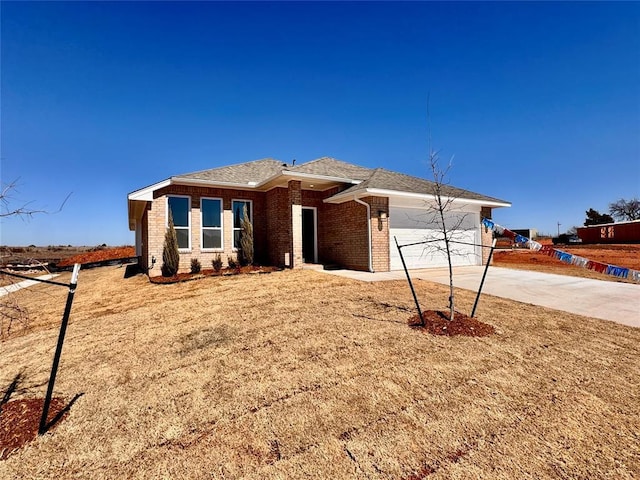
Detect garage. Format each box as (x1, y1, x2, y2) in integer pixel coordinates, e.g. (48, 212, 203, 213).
(389, 205, 481, 270)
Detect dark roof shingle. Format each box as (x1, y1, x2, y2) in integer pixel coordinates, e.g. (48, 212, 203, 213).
(333, 168, 509, 204)
(289, 157, 372, 180)
(175, 158, 285, 184)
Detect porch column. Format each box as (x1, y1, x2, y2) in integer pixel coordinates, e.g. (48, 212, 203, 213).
(288, 180, 303, 268)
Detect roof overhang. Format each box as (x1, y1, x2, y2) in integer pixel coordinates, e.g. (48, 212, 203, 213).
(127, 170, 364, 229)
(324, 187, 512, 208)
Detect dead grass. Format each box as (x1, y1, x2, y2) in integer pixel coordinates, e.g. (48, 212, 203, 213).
(1, 266, 639, 479)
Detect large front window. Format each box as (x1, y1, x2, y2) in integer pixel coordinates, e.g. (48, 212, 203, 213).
(168, 196, 190, 250)
(201, 198, 223, 250)
(232, 200, 252, 249)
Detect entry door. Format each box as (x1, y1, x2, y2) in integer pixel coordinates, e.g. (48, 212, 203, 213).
(302, 207, 317, 263)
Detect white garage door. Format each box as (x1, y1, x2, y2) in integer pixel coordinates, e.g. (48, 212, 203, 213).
(389, 207, 481, 270)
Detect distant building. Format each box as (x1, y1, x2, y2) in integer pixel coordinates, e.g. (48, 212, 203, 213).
(577, 219, 640, 244)
(512, 228, 538, 240)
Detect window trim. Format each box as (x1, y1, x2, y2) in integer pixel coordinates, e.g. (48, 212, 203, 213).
(200, 197, 224, 251)
(232, 199, 253, 250)
(167, 195, 191, 252)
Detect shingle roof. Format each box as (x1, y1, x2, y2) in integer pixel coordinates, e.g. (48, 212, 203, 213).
(175, 158, 286, 184)
(288, 157, 372, 180)
(332, 168, 509, 204)
(170, 156, 508, 205)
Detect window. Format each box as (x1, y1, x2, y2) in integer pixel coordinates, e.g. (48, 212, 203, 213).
(232, 199, 252, 249)
(201, 198, 223, 250)
(168, 196, 190, 250)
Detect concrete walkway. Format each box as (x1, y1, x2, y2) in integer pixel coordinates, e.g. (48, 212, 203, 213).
(320, 266, 640, 328)
(0, 274, 60, 297)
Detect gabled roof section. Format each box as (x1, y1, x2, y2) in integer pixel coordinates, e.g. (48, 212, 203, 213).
(174, 158, 286, 185)
(326, 168, 510, 206)
(288, 157, 372, 180)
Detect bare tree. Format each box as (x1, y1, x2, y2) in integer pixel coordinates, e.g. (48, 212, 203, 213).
(609, 197, 640, 221)
(409, 100, 476, 322)
(0, 179, 46, 218)
(422, 148, 472, 322)
(0, 179, 70, 338)
(1, 178, 70, 219)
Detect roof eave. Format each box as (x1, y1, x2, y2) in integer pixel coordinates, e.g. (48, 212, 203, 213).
(281, 170, 362, 185)
(324, 187, 511, 208)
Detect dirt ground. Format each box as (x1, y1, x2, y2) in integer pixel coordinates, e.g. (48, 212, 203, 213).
(493, 243, 640, 283)
(1, 266, 638, 479)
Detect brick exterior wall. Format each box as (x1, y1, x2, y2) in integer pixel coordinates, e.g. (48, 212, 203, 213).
(480, 206, 493, 265)
(138, 180, 495, 274)
(265, 187, 291, 267)
(289, 181, 303, 268)
(145, 185, 268, 275)
(364, 196, 390, 272)
(140, 180, 397, 274)
(320, 200, 369, 271)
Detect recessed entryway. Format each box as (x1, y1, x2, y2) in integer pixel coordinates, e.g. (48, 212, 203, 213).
(302, 207, 318, 263)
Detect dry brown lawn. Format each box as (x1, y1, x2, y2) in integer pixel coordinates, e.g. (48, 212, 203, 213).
(1, 266, 639, 479)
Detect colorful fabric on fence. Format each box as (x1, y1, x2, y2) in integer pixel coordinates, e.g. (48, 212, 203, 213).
(527, 240, 543, 251)
(586, 261, 608, 274)
(480, 217, 639, 283)
(606, 265, 629, 278)
(515, 234, 528, 244)
(539, 245, 554, 255)
(482, 218, 494, 230)
(556, 251, 573, 264)
(571, 256, 588, 268)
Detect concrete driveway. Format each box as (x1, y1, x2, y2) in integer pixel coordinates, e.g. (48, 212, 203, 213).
(320, 266, 640, 328)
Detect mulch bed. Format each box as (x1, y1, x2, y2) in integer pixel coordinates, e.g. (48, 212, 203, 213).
(149, 265, 282, 284)
(0, 397, 68, 461)
(408, 310, 495, 337)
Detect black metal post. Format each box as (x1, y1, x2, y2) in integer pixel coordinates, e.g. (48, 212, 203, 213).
(471, 239, 496, 318)
(39, 264, 80, 435)
(395, 236, 423, 323)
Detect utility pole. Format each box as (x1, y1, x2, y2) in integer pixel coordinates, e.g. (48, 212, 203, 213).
(557, 222, 561, 237)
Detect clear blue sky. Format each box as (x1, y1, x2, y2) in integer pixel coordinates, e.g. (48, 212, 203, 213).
(1, 1, 638, 246)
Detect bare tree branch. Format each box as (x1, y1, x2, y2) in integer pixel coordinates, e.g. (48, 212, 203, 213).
(609, 197, 640, 221)
(0, 178, 72, 219)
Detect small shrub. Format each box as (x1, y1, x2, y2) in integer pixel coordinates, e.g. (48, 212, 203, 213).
(190, 258, 201, 274)
(239, 204, 254, 266)
(227, 255, 238, 269)
(212, 253, 223, 272)
(161, 210, 180, 277)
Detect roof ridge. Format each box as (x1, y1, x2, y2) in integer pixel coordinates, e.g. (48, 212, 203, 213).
(174, 157, 284, 178)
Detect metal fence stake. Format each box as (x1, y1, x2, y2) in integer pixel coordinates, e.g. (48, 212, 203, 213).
(395, 236, 423, 324)
(471, 239, 496, 318)
(39, 263, 80, 435)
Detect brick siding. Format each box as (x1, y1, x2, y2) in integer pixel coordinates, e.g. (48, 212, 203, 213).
(141, 182, 397, 274)
(480, 206, 493, 265)
(146, 185, 268, 274)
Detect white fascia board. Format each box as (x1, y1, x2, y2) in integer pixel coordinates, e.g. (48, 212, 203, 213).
(127, 177, 264, 202)
(281, 170, 362, 184)
(128, 179, 171, 201)
(172, 177, 260, 189)
(325, 187, 511, 208)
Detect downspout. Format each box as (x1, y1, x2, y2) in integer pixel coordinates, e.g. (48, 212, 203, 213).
(354, 197, 374, 272)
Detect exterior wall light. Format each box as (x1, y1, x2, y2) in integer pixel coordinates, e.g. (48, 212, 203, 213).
(379, 211, 388, 219)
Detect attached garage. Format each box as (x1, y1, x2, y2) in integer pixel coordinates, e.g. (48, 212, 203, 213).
(389, 205, 482, 270)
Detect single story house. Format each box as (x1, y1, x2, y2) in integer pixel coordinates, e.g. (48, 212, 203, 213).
(127, 157, 511, 274)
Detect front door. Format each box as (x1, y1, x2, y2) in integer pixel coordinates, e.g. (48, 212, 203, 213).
(302, 207, 317, 263)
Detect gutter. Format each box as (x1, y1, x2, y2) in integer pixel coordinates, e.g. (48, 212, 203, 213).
(353, 197, 374, 272)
